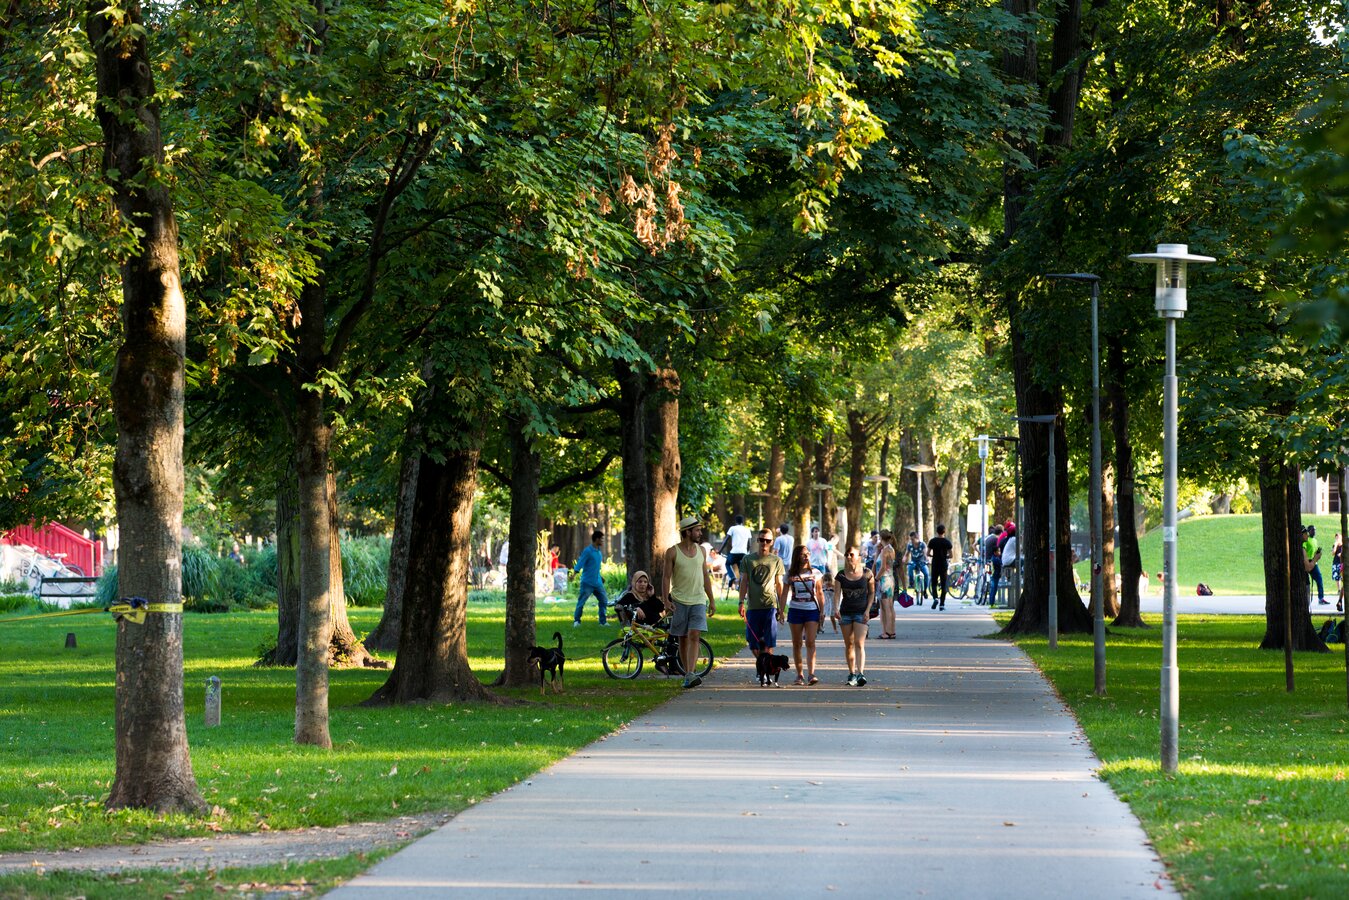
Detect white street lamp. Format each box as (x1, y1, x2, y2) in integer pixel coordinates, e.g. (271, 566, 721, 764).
(902, 464, 935, 540)
(863, 475, 890, 534)
(1129, 242, 1214, 774)
(1047, 272, 1106, 695)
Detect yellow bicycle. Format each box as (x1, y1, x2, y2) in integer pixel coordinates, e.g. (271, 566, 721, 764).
(601, 622, 713, 680)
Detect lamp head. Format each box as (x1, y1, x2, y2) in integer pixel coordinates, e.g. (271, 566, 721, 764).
(976, 434, 990, 460)
(1127, 244, 1214, 320)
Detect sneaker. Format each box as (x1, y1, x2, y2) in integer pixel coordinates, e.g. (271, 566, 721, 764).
(855, 673, 867, 687)
(1318, 600, 1330, 605)
(846, 673, 858, 686)
(807, 674, 819, 686)
(572, 621, 581, 627)
(940, 604, 946, 611)
(683, 674, 702, 689)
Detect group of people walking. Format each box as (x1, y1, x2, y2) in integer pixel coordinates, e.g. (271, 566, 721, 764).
(561, 513, 1021, 691)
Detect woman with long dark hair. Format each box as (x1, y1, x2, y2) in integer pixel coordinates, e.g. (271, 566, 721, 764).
(836, 547, 875, 685)
(786, 544, 824, 685)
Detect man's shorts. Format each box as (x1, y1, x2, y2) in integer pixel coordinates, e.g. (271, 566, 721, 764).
(745, 608, 777, 650)
(839, 612, 868, 626)
(786, 606, 821, 625)
(669, 602, 708, 636)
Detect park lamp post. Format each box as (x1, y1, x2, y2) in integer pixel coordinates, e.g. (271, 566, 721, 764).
(1128, 242, 1214, 775)
(976, 435, 990, 555)
(863, 475, 890, 533)
(1015, 414, 1058, 648)
(1047, 272, 1106, 695)
(902, 464, 934, 539)
(812, 483, 833, 538)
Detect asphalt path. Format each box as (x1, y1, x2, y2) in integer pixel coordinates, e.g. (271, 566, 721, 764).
(328, 608, 1174, 899)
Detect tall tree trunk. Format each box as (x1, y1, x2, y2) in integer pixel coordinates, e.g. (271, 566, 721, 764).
(1000, 0, 1093, 637)
(366, 444, 419, 652)
(294, 376, 333, 747)
(785, 436, 815, 543)
(876, 432, 892, 535)
(936, 466, 964, 555)
(89, 0, 205, 813)
(647, 367, 681, 570)
(616, 361, 651, 577)
(763, 442, 785, 532)
(844, 409, 867, 549)
(1259, 460, 1325, 653)
(366, 446, 495, 705)
(1108, 338, 1145, 627)
(325, 467, 373, 666)
(815, 431, 836, 540)
(259, 467, 302, 665)
(497, 421, 540, 687)
(1101, 460, 1120, 619)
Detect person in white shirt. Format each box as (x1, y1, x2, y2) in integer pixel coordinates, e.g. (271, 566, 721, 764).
(805, 525, 829, 573)
(721, 515, 753, 588)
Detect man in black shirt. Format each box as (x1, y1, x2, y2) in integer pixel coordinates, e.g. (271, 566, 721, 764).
(927, 524, 954, 611)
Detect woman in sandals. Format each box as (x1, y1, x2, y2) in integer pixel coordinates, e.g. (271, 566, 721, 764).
(786, 545, 825, 685)
(836, 546, 875, 685)
(875, 530, 898, 639)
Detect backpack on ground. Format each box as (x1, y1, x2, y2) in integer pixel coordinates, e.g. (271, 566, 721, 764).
(1195, 583, 1213, 596)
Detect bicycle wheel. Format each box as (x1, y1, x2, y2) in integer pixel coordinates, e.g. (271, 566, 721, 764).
(668, 638, 714, 677)
(952, 568, 971, 600)
(601, 638, 644, 679)
(913, 571, 929, 599)
(62, 562, 85, 577)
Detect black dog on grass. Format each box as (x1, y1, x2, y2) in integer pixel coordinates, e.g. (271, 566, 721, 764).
(755, 653, 791, 687)
(528, 631, 565, 695)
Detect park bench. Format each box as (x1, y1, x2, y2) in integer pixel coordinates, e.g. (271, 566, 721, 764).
(36, 575, 100, 608)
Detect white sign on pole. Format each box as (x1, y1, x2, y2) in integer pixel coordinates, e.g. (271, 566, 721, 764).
(966, 503, 985, 534)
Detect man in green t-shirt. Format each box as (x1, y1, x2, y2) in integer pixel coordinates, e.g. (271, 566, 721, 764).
(738, 528, 786, 661)
(1304, 525, 1326, 605)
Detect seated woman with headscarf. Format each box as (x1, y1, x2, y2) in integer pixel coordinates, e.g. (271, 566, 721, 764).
(613, 570, 670, 627)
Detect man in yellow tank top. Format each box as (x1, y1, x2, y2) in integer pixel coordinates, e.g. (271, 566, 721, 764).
(662, 515, 716, 689)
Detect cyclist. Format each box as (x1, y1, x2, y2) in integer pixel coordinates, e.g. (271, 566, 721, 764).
(904, 531, 929, 601)
(613, 571, 669, 627)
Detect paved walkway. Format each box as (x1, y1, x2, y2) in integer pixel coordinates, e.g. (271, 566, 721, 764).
(329, 609, 1174, 898)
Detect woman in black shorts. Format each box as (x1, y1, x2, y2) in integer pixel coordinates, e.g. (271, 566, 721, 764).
(835, 548, 875, 686)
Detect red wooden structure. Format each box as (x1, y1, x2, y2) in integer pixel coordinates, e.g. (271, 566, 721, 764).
(1, 522, 103, 576)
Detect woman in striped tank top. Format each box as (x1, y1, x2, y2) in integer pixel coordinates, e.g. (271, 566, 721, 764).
(786, 545, 824, 685)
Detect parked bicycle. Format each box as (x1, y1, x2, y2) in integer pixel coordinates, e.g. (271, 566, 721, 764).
(601, 621, 713, 680)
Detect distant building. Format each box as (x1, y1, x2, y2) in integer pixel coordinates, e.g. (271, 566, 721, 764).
(1300, 470, 1345, 516)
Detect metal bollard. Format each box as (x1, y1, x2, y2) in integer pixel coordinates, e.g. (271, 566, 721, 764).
(205, 676, 221, 727)
(65, 632, 77, 649)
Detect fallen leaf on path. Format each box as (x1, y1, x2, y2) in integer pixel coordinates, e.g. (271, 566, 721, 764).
(1003, 821, 1016, 827)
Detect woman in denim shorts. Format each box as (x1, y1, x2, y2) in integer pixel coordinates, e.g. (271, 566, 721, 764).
(785, 545, 824, 685)
(835, 548, 875, 686)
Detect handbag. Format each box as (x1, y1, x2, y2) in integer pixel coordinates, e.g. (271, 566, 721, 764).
(897, 590, 915, 609)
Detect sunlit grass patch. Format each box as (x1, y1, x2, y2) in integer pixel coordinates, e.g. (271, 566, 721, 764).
(0, 604, 746, 853)
(1003, 613, 1349, 896)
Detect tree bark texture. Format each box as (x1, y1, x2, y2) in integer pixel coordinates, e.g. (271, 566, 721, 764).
(763, 442, 785, 532)
(844, 409, 867, 549)
(1107, 338, 1145, 627)
(498, 422, 540, 687)
(616, 360, 651, 577)
(646, 367, 681, 572)
(1100, 460, 1120, 619)
(366, 447, 495, 705)
(294, 376, 333, 747)
(786, 436, 815, 543)
(936, 466, 964, 555)
(89, 0, 206, 813)
(814, 432, 836, 540)
(325, 467, 373, 666)
(259, 468, 302, 665)
(1258, 460, 1325, 653)
(366, 444, 419, 652)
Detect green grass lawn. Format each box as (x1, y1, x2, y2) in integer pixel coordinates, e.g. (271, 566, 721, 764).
(1005, 615, 1349, 897)
(0, 600, 747, 854)
(1079, 513, 1345, 595)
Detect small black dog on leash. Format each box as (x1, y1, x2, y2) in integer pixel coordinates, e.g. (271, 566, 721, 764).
(755, 653, 790, 687)
(528, 631, 566, 695)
